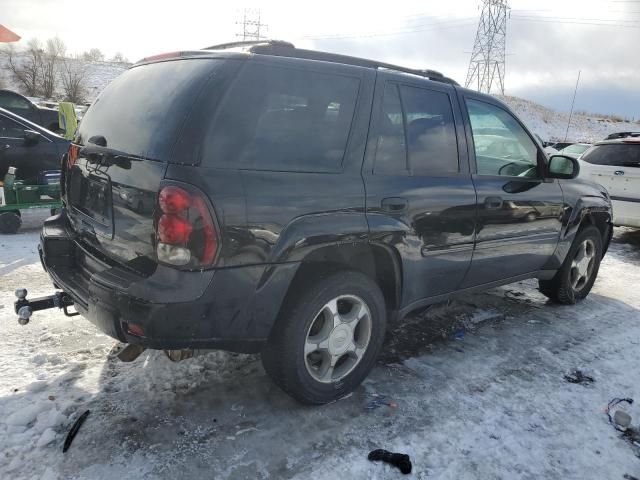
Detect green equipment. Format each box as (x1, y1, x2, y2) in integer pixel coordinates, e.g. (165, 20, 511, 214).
(0, 166, 62, 234)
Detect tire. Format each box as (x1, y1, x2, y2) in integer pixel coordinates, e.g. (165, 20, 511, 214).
(0, 211, 22, 234)
(262, 271, 387, 404)
(539, 225, 603, 304)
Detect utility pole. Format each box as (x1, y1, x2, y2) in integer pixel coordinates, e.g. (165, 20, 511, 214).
(236, 9, 268, 42)
(465, 0, 510, 95)
(564, 70, 581, 142)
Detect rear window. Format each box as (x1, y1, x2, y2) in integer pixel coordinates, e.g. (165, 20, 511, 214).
(582, 144, 640, 167)
(201, 62, 360, 172)
(76, 59, 225, 160)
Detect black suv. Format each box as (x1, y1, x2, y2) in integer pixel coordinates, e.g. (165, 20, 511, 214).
(22, 41, 613, 404)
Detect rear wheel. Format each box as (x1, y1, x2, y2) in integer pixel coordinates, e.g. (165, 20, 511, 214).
(539, 225, 602, 304)
(262, 271, 386, 404)
(0, 211, 21, 234)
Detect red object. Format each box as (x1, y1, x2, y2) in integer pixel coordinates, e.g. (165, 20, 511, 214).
(127, 323, 145, 337)
(159, 186, 191, 214)
(193, 196, 218, 264)
(622, 138, 640, 144)
(0, 25, 21, 43)
(158, 214, 193, 244)
(67, 144, 79, 168)
(137, 51, 182, 64)
(155, 183, 219, 266)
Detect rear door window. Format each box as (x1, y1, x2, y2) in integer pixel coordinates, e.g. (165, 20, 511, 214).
(400, 86, 459, 175)
(202, 62, 360, 172)
(373, 83, 459, 176)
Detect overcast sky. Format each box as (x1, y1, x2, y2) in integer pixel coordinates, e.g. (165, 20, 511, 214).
(3, 0, 639, 117)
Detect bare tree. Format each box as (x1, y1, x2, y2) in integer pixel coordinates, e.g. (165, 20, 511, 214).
(40, 37, 65, 98)
(82, 48, 104, 62)
(111, 52, 129, 64)
(1, 40, 43, 96)
(60, 55, 88, 104)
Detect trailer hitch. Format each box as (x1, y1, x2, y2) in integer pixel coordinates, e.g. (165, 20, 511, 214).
(14, 288, 79, 325)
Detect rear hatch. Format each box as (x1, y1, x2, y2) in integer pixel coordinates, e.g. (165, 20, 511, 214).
(65, 57, 232, 274)
(580, 142, 640, 199)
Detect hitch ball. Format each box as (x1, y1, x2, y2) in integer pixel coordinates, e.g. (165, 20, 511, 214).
(15, 288, 28, 300)
(18, 306, 32, 325)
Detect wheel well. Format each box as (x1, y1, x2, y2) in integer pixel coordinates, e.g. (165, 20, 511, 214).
(579, 211, 611, 253)
(282, 243, 401, 312)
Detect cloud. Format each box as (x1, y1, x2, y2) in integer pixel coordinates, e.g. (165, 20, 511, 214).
(2, 0, 638, 116)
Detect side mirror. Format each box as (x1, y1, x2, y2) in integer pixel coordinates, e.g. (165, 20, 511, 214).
(23, 130, 42, 146)
(547, 154, 579, 179)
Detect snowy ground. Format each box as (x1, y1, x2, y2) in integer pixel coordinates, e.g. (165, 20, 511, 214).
(2, 211, 640, 480)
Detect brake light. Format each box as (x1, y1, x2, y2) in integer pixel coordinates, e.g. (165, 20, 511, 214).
(158, 214, 193, 244)
(136, 51, 182, 64)
(155, 184, 219, 268)
(68, 144, 79, 168)
(159, 185, 191, 214)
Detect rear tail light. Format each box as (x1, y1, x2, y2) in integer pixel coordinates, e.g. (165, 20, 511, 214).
(154, 183, 220, 268)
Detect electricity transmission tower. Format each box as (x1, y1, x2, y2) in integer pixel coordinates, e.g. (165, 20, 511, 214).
(236, 9, 267, 41)
(464, 0, 510, 95)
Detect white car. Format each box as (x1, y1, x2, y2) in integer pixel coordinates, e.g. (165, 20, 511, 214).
(577, 137, 640, 227)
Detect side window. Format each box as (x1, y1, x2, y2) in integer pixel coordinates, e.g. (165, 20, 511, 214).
(203, 63, 360, 171)
(0, 92, 32, 110)
(373, 83, 459, 176)
(373, 84, 408, 174)
(466, 99, 539, 177)
(0, 115, 25, 139)
(400, 86, 459, 175)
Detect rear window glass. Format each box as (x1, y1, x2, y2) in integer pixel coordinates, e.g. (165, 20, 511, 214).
(76, 59, 224, 160)
(201, 62, 360, 172)
(582, 144, 640, 167)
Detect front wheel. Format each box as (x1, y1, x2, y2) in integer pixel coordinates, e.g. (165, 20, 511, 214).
(539, 225, 603, 304)
(262, 271, 386, 404)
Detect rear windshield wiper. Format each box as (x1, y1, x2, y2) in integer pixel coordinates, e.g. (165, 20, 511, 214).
(81, 137, 142, 170)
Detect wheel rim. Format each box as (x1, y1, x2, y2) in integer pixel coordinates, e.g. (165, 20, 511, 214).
(570, 238, 596, 291)
(303, 294, 372, 384)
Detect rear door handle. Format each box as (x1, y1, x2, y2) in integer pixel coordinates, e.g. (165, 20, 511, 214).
(381, 197, 408, 212)
(485, 196, 503, 209)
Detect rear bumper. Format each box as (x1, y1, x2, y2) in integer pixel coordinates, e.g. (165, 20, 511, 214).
(612, 199, 640, 228)
(39, 211, 298, 353)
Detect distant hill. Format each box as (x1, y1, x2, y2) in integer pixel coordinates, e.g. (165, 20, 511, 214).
(496, 95, 638, 144)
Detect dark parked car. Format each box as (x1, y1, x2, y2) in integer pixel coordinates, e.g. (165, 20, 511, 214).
(21, 41, 612, 404)
(0, 107, 69, 182)
(0, 90, 61, 132)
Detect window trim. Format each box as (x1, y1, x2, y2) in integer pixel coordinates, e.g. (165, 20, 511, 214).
(463, 96, 545, 179)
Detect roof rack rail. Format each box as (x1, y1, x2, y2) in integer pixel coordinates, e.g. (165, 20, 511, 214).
(247, 43, 458, 85)
(204, 40, 295, 51)
(605, 131, 640, 140)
